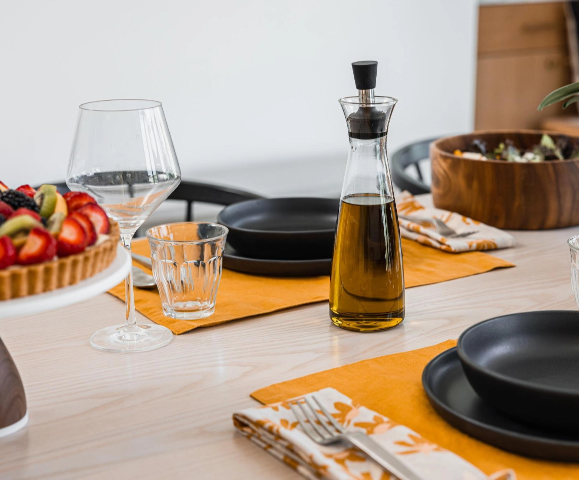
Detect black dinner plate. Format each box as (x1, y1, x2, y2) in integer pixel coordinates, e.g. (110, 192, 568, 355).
(223, 245, 331, 277)
(422, 347, 579, 461)
(218, 198, 338, 260)
(457, 310, 579, 432)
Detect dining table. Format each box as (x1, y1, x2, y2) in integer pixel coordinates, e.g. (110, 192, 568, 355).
(0, 194, 576, 479)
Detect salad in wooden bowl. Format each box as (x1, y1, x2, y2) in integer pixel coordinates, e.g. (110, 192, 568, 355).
(430, 130, 579, 230)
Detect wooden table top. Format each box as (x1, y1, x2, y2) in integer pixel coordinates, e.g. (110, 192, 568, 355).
(1, 196, 577, 479)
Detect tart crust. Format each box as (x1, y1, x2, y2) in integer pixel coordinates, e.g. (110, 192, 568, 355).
(0, 220, 119, 300)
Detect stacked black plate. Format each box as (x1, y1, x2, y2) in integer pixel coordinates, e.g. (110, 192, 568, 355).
(422, 311, 579, 461)
(217, 198, 338, 276)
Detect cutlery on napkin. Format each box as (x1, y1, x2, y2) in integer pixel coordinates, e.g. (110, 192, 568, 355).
(233, 387, 515, 480)
(396, 192, 515, 253)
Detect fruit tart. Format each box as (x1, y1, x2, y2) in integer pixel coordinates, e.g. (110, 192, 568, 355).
(0, 182, 119, 300)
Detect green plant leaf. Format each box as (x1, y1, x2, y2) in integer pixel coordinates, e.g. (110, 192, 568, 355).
(538, 82, 579, 110)
(563, 96, 579, 109)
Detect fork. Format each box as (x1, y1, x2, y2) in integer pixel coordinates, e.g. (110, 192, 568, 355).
(290, 396, 422, 480)
(399, 214, 478, 239)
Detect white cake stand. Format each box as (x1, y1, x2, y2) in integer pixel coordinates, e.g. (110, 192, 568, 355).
(0, 244, 131, 319)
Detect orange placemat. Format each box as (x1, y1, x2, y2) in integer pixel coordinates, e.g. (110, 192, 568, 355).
(251, 341, 577, 480)
(107, 239, 513, 334)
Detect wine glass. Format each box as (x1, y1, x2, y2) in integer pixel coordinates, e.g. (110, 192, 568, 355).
(67, 99, 181, 353)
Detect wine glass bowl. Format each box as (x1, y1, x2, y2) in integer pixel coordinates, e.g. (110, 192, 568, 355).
(67, 99, 181, 353)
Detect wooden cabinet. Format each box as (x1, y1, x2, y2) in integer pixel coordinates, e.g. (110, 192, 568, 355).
(475, 2, 572, 130)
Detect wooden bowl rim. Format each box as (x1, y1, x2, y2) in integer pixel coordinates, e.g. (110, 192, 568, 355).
(431, 130, 579, 165)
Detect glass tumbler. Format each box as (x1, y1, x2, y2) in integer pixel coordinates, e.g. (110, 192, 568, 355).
(146, 222, 228, 320)
(569, 236, 579, 307)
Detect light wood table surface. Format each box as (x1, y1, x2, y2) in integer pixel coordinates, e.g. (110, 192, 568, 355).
(0, 196, 577, 479)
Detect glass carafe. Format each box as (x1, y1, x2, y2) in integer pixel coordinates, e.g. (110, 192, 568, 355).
(330, 69, 404, 332)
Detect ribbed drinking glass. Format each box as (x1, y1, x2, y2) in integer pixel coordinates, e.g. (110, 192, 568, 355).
(146, 223, 228, 320)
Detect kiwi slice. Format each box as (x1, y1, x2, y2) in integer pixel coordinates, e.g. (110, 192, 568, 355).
(0, 215, 41, 237)
(47, 212, 65, 236)
(34, 184, 58, 218)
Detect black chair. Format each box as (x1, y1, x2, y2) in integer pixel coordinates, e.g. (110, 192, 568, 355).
(391, 138, 437, 195)
(42, 180, 263, 222)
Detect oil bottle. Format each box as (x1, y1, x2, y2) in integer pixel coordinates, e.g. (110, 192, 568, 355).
(329, 60, 404, 332)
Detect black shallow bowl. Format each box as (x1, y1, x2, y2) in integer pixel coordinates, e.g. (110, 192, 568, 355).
(217, 198, 338, 260)
(458, 310, 579, 432)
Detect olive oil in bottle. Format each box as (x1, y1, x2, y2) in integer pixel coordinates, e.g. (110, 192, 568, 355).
(331, 61, 405, 332)
(330, 194, 404, 331)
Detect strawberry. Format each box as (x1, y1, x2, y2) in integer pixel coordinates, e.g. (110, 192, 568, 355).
(0, 201, 14, 219)
(77, 204, 110, 234)
(69, 211, 97, 246)
(56, 217, 87, 257)
(0, 236, 16, 269)
(17, 227, 57, 265)
(63, 192, 96, 212)
(0, 181, 8, 192)
(15, 185, 36, 198)
(11, 208, 41, 221)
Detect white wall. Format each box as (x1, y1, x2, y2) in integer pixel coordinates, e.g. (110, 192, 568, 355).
(0, 0, 478, 195)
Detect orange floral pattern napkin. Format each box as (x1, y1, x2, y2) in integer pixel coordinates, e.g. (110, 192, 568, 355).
(233, 388, 514, 480)
(397, 192, 516, 253)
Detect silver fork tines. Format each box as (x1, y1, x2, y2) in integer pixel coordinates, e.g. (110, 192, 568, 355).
(312, 396, 346, 433)
(290, 395, 423, 480)
(290, 398, 343, 445)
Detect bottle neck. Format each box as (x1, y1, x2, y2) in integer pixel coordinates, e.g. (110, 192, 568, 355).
(358, 89, 375, 104)
(340, 136, 394, 201)
(346, 92, 386, 140)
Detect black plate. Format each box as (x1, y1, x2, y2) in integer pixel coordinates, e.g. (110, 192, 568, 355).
(217, 198, 338, 260)
(423, 347, 579, 461)
(458, 310, 579, 432)
(223, 245, 331, 277)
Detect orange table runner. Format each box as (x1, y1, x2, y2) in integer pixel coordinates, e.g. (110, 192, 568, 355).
(107, 238, 513, 334)
(251, 341, 577, 480)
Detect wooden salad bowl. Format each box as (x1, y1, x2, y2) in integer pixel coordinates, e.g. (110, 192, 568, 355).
(430, 130, 579, 230)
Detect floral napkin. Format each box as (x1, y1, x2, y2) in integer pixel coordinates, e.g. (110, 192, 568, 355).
(396, 192, 516, 253)
(233, 388, 514, 480)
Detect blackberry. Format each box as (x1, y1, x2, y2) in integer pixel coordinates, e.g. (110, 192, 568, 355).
(1, 190, 39, 213)
(0, 214, 5, 226)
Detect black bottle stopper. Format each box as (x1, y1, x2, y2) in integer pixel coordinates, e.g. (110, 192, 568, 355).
(347, 60, 385, 139)
(352, 61, 378, 90)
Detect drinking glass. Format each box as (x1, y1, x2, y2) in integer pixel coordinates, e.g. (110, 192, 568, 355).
(146, 223, 228, 319)
(569, 236, 579, 307)
(67, 99, 181, 353)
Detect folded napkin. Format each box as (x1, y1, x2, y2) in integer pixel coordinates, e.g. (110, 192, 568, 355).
(234, 387, 513, 480)
(396, 192, 516, 253)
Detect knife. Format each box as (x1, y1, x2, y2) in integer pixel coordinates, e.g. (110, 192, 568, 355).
(131, 252, 153, 268)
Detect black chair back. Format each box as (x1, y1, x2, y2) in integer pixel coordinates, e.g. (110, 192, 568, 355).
(171, 180, 262, 221)
(39, 180, 263, 222)
(391, 138, 436, 195)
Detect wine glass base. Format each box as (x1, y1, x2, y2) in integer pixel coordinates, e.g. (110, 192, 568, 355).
(90, 324, 173, 353)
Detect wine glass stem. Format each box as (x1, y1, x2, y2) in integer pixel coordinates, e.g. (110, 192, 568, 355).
(120, 233, 138, 331)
